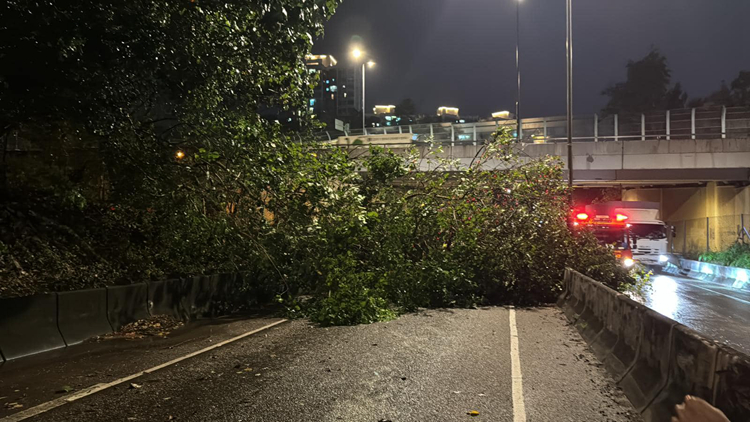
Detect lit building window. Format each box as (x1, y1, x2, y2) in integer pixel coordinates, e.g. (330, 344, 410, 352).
(344, 93, 347, 98)
(331, 94, 334, 100)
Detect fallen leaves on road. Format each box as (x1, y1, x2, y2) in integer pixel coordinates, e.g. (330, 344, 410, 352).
(4, 402, 23, 410)
(102, 315, 184, 340)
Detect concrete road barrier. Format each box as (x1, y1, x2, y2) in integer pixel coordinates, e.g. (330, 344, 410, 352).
(644, 325, 720, 421)
(604, 295, 644, 381)
(556, 268, 573, 308)
(576, 279, 608, 344)
(148, 279, 188, 319)
(106, 283, 149, 330)
(712, 345, 750, 421)
(587, 285, 623, 363)
(561, 270, 588, 322)
(0, 294, 65, 361)
(679, 258, 750, 290)
(559, 268, 750, 421)
(618, 309, 676, 411)
(181, 276, 215, 319)
(57, 288, 113, 345)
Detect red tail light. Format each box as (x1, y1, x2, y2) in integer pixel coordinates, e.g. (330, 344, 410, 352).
(615, 214, 628, 222)
(576, 213, 589, 221)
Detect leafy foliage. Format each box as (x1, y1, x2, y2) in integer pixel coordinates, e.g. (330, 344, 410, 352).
(0, 1, 634, 324)
(602, 48, 688, 114)
(699, 243, 750, 269)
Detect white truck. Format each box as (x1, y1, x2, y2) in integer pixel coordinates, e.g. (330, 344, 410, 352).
(584, 201, 670, 266)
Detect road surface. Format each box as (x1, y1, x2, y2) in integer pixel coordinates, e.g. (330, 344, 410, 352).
(0, 307, 640, 422)
(644, 268, 750, 355)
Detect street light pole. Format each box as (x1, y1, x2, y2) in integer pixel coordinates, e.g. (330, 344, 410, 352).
(362, 62, 366, 132)
(566, 0, 574, 197)
(516, 0, 521, 142)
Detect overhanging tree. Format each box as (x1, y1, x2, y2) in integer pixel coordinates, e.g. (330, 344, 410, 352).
(601, 48, 688, 115)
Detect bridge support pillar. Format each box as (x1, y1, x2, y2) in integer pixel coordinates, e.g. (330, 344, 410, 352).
(666, 110, 671, 140)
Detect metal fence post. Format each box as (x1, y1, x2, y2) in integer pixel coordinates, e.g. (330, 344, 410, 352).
(518, 118, 523, 142)
(430, 124, 434, 138)
(543, 118, 548, 142)
(594, 114, 598, 142)
(666, 110, 671, 140)
(473, 123, 477, 146)
(409, 125, 413, 134)
(706, 216, 710, 252)
(742, 214, 747, 243)
(383, 127, 387, 135)
(641, 113, 646, 141)
(326, 131, 331, 141)
(398, 126, 402, 134)
(614, 114, 619, 140)
(451, 125, 455, 146)
(721, 106, 727, 139)
(691, 108, 696, 140)
(363, 127, 368, 136)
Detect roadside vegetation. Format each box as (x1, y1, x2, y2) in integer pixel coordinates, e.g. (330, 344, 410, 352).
(699, 243, 750, 269)
(0, 0, 634, 324)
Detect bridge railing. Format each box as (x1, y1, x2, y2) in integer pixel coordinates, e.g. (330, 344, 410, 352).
(319, 106, 750, 144)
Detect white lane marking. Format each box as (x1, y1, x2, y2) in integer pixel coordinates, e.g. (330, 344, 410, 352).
(0, 319, 288, 422)
(509, 308, 527, 422)
(685, 283, 750, 305)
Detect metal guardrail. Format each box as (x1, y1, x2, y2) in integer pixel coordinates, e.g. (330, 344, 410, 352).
(319, 106, 750, 144)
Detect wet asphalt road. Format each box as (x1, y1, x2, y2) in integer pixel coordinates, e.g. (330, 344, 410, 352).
(2, 307, 639, 422)
(644, 268, 750, 355)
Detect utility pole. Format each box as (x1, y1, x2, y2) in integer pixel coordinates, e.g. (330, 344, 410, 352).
(516, 0, 522, 142)
(566, 0, 574, 199)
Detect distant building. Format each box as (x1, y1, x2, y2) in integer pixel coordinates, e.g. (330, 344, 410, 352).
(492, 110, 512, 120)
(437, 107, 460, 117)
(305, 54, 363, 130)
(373, 105, 396, 116)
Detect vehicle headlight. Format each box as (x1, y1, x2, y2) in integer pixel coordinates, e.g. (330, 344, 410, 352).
(659, 255, 669, 263)
(623, 258, 635, 268)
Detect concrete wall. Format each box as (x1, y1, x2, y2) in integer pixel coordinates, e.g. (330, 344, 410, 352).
(623, 184, 750, 254)
(349, 137, 750, 183)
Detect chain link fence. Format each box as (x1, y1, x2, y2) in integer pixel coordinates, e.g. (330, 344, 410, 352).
(669, 214, 750, 256)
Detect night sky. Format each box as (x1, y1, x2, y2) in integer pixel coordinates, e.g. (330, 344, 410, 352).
(313, 0, 750, 118)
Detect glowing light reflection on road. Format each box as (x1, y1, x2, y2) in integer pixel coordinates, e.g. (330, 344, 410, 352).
(649, 276, 679, 319)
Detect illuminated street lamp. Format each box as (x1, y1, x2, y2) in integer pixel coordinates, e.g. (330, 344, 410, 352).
(351, 47, 376, 132)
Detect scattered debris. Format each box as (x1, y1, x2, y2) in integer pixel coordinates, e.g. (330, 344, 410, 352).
(101, 315, 184, 340)
(55, 385, 74, 394)
(468, 410, 480, 416)
(129, 383, 142, 389)
(4, 403, 23, 410)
